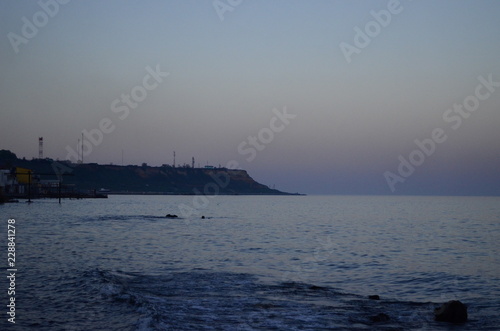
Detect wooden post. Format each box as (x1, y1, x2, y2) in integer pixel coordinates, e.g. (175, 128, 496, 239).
(27, 170, 32, 203)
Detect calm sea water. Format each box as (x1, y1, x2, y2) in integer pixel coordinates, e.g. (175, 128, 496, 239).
(1, 195, 499, 330)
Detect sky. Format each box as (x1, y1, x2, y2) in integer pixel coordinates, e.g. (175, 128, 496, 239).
(1, 0, 499, 195)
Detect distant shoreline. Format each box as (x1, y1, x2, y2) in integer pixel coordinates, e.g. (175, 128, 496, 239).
(105, 191, 305, 196)
(0, 149, 303, 198)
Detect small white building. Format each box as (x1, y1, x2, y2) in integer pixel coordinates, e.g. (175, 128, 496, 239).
(0, 170, 23, 194)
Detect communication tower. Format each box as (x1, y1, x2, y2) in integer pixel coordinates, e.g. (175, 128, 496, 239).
(38, 137, 43, 159)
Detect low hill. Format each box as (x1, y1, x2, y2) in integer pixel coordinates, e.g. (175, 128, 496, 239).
(0, 150, 295, 195)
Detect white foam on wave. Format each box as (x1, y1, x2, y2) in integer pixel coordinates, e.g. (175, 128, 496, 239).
(100, 283, 123, 297)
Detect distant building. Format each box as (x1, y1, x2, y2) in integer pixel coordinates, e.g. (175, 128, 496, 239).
(0, 169, 24, 195)
(15, 167, 32, 184)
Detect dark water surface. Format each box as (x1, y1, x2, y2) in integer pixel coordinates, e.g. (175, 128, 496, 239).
(1, 195, 499, 330)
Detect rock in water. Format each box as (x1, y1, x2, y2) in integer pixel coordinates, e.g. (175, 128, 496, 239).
(370, 313, 390, 322)
(368, 295, 380, 300)
(434, 300, 468, 323)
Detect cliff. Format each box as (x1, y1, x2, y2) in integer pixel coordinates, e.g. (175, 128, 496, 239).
(0, 150, 294, 195)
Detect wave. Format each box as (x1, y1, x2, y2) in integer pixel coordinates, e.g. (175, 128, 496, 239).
(86, 268, 498, 330)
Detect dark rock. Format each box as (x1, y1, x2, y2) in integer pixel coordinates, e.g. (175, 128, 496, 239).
(368, 295, 380, 300)
(166, 214, 178, 218)
(254, 303, 278, 309)
(370, 313, 390, 322)
(434, 300, 468, 323)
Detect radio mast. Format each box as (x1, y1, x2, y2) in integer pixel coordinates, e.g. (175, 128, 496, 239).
(38, 137, 43, 159)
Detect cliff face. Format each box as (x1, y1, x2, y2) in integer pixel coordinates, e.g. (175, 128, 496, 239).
(0, 151, 291, 195)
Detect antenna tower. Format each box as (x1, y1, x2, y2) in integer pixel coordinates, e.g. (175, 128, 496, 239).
(38, 137, 43, 159)
(81, 133, 84, 164)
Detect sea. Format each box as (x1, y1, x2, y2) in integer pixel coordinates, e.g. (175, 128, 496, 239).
(1, 195, 499, 330)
